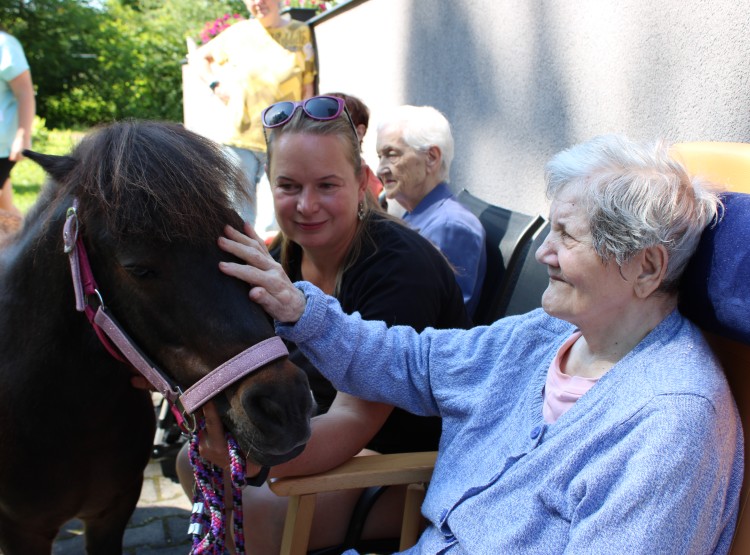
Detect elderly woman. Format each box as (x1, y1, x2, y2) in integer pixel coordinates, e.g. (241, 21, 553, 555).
(217, 134, 743, 553)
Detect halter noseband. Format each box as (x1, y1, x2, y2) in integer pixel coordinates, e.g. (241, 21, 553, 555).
(62, 199, 289, 431)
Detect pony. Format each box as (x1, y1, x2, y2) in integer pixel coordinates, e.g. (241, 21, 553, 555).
(0, 121, 314, 554)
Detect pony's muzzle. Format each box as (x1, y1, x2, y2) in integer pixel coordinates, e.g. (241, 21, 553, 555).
(229, 358, 315, 465)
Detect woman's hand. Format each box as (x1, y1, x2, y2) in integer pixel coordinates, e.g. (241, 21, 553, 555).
(218, 223, 306, 324)
(9, 132, 28, 162)
(200, 402, 263, 479)
(199, 401, 231, 468)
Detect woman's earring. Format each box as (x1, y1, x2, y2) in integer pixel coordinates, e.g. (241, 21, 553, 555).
(357, 202, 365, 221)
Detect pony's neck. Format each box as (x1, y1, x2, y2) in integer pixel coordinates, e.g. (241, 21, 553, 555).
(0, 201, 84, 339)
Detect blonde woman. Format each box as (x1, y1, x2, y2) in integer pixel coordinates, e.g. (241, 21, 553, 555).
(178, 96, 471, 553)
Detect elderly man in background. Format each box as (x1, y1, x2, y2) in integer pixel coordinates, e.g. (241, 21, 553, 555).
(376, 105, 486, 317)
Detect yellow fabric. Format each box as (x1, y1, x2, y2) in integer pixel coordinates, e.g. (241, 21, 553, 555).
(209, 18, 316, 152)
(672, 142, 750, 194)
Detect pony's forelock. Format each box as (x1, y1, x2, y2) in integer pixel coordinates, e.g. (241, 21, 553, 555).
(57, 121, 247, 244)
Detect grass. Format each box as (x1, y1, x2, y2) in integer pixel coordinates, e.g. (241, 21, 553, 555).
(10, 119, 82, 214)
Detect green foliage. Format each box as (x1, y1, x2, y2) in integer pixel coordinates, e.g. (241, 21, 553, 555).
(10, 117, 80, 214)
(283, 0, 337, 10)
(3, 0, 246, 128)
(2, 0, 109, 128)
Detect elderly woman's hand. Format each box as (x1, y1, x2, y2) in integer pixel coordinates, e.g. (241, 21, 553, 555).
(218, 224, 306, 324)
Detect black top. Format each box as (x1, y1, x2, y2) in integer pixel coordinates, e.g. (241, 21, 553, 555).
(273, 213, 471, 453)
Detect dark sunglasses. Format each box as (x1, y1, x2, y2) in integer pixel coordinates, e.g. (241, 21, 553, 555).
(261, 95, 358, 139)
(262, 95, 346, 127)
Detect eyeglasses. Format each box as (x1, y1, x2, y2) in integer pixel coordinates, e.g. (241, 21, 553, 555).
(261, 95, 358, 139)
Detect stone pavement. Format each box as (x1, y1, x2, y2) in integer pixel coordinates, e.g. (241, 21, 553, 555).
(52, 457, 194, 555)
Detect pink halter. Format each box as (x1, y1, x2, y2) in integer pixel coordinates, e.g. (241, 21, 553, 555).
(63, 199, 288, 430)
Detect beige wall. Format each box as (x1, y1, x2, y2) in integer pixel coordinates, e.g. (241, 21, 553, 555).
(312, 0, 750, 217)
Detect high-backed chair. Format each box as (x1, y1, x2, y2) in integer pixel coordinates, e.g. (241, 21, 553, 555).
(269, 145, 750, 554)
(503, 219, 549, 317)
(672, 141, 750, 554)
(455, 188, 545, 324)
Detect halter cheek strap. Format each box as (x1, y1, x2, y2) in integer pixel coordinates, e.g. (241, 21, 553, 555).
(64, 205, 127, 363)
(63, 200, 289, 430)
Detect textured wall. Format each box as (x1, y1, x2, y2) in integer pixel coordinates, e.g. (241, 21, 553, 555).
(312, 0, 750, 216)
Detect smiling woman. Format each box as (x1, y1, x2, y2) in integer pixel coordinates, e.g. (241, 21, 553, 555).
(271, 133, 362, 274)
(176, 95, 471, 553)
(535, 183, 660, 358)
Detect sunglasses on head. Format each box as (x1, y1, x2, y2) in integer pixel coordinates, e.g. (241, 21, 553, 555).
(261, 95, 359, 139)
(262, 95, 345, 127)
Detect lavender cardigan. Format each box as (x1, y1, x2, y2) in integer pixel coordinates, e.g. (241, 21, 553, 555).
(278, 282, 743, 554)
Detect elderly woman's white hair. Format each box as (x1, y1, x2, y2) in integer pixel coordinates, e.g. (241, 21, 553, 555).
(377, 105, 454, 182)
(545, 134, 722, 292)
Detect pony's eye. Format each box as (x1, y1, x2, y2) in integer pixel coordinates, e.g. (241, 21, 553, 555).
(123, 265, 157, 279)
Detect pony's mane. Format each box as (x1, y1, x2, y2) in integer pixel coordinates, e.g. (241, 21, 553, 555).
(58, 120, 248, 244)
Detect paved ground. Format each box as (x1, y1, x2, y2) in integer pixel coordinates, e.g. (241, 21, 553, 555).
(52, 458, 194, 554)
(53, 393, 194, 554)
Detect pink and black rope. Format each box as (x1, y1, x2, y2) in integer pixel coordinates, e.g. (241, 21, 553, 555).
(188, 418, 247, 555)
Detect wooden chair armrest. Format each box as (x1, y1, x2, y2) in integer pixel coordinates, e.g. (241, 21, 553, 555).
(268, 451, 437, 497)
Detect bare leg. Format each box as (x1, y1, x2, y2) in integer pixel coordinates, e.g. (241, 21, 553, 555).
(176, 441, 194, 498)
(0, 179, 22, 217)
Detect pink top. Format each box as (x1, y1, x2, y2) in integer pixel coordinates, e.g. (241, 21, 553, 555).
(542, 331, 599, 423)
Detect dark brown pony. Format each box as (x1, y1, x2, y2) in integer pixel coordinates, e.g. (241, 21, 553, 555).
(0, 121, 313, 554)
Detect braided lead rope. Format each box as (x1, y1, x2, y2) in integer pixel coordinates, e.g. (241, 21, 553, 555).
(188, 418, 246, 555)
(188, 427, 225, 554)
(227, 434, 247, 553)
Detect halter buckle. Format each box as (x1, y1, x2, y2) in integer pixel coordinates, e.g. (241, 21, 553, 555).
(88, 288, 105, 310)
(174, 394, 198, 434)
(63, 206, 79, 254)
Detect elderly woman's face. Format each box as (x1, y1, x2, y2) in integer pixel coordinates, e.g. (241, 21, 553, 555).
(535, 184, 638, 330)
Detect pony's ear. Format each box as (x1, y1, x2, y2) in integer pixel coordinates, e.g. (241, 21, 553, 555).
(23, 150, 77, 182)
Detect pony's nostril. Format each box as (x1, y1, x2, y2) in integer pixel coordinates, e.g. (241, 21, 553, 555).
(255, 395, 286, 426)
(241, 385, 304, 433)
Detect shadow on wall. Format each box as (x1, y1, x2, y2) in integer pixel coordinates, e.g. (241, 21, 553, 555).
(402, 1, 570, 208)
